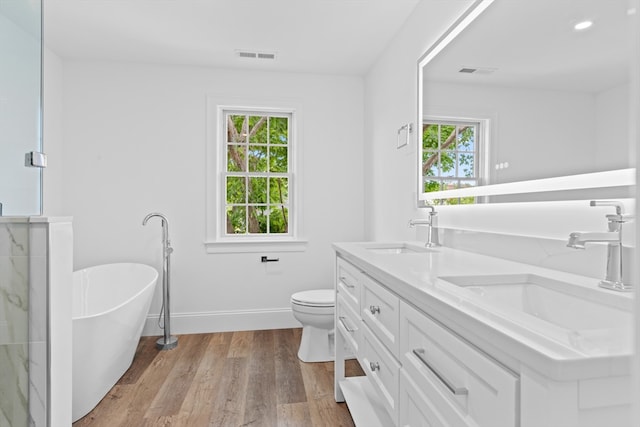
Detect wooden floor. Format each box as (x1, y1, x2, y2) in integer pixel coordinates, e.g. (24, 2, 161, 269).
(73, 328, 364, 427)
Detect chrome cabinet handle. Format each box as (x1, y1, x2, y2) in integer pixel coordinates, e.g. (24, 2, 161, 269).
(412, 348, 468, 396)
(338, 316, 357, 333)
(369, 305, 380, 315)
(369, 361, 380, 372)
(340, 276, 355, 288)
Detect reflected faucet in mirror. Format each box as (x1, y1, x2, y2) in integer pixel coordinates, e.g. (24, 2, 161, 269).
(409, 204, 439, 248)
(567, 201, 632, 292)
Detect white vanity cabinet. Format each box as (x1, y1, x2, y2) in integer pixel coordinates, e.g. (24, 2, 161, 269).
(335, 257, 397, 426)
(399, 301, 518, 427)
(334, 243, 636, 427)
(335, 257, 363, 359)
(360, 275, 401, 423)
(335, 255, 517, 427)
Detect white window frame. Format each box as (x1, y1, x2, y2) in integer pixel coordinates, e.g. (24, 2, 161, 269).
(420, 114, 491, 204)
(205, 96, 306, 253)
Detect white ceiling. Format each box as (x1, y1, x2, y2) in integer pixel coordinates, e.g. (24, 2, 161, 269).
(425, 0, 633, 93)
(44, 0, 420, 75)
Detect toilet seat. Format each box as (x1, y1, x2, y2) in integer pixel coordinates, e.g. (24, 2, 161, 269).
(291, 289, 334, 307)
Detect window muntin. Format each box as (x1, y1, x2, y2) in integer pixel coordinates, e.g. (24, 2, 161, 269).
(422, 120, 480, 205)
(224, 111, 292, 236)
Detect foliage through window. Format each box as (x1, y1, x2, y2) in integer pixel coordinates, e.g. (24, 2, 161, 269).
(422, 120, 480, 205)
(224, 110, 292, 236)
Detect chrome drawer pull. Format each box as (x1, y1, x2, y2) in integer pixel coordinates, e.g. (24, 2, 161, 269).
(412, 348, 468, 396)
(338, 316, 357, 333)
(340, 276, 356, 288)
(369, 305, 380, 315)
(369, 361, 380, 372)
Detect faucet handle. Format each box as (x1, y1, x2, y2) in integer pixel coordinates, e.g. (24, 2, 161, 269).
(590, 200, 624, 215)
(418, 201, 436, 213)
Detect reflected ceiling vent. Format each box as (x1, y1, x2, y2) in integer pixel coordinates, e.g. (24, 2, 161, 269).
(459, 66, 497, 75)
(235, 50, 277, 60)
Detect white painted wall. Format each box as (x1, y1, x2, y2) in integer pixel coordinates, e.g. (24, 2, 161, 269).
(595, 83, 633, 171)
(43, 47, 65, 216)
(364, 0, 636, 242)
(55, 61, 364, 333)
(364, 0, 477, 242)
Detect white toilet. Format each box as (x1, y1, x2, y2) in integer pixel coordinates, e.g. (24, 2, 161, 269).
(290, 289, 335, 362)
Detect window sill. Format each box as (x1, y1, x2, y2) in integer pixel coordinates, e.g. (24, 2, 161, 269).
(204, 238, 308, 254)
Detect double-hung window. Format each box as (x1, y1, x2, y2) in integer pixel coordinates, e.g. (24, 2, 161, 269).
(422, 119, 482, 204)
(222, 109, 293, 237)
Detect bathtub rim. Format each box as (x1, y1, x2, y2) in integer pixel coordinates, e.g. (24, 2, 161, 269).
(72, 262, 159, 321)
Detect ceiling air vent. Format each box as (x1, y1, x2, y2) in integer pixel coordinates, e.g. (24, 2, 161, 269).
(235, 50, 277, 60)
(459, 66, 497, 75)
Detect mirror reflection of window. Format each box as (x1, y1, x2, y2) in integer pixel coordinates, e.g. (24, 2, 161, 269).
(422, 119, 484, 205)
(417, 0, 636, 204)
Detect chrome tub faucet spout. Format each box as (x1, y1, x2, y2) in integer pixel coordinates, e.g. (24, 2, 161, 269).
(566, 200, 632, 292)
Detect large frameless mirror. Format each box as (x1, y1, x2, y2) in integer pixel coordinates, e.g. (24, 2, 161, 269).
(418, 0, 636, 204)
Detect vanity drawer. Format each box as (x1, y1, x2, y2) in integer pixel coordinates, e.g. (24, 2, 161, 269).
(399, 369, 452, 427)
(361, 325, 400, 425)
(361, 275, 400, 357)
(336, 257, 361, 313)
(336, 292, 362, 357)
(400, 301, 518, 427)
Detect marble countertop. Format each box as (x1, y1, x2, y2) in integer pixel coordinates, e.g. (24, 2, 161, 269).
(333, 241, 634, 381)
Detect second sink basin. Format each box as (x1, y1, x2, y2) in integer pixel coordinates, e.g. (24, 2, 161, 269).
(360, 242, 437, 254)
(439, 273, 632, 335)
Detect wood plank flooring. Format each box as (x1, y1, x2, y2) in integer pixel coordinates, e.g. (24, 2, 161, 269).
(73, 328, 364, 427)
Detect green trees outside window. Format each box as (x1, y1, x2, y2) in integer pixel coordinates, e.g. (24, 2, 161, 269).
(422, 121, 479, 205)
(225, 112, 291, 235)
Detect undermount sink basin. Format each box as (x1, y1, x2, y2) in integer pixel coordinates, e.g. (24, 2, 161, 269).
(438, 274, 632, 334)
(362, 242, 436, 254)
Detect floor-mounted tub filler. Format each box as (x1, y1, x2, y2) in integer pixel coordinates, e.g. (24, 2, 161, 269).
(143, 212, 178, 350)
(71, 263, 158, 422)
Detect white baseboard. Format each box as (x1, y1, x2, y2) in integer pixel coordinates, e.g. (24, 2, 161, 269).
(141, 307, 301, 336)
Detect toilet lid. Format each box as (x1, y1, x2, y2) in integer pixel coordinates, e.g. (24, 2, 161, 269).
(291, 289, 334, 307)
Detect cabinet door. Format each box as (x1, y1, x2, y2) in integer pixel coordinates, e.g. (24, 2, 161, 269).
(362, 275, 400, 357)
(361, 325, 400, 425)
(400, 301, 519, 427)
(400, 369, 460, 427)
(336, 292, 361, 357)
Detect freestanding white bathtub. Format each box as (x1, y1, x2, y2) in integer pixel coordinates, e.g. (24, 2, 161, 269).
(72, 263, 158, 422)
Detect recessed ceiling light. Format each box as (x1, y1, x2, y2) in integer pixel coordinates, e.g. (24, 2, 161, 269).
(574, 20, 593, 31)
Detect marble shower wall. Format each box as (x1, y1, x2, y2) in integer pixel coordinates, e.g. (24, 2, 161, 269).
(0, 219, 30, 427)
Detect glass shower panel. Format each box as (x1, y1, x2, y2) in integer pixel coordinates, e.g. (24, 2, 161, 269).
(0, 0, 42, 426)
(0, 0, 43, 216)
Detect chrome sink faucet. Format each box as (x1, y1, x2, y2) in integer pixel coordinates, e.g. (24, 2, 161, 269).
(409, 204, 439, 247)
(567, 200, 632, 292)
